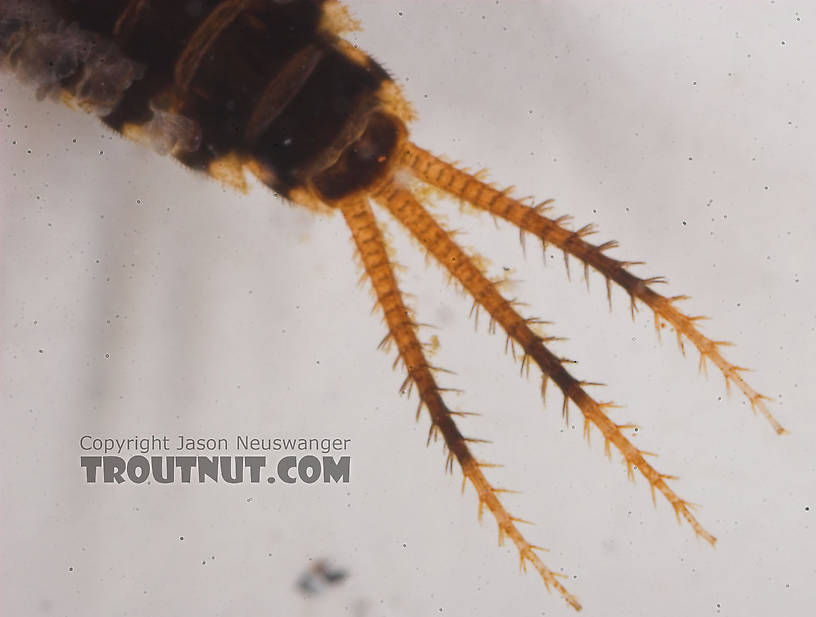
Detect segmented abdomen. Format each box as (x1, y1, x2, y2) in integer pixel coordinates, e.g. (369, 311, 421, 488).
(0, 0, 392, 196)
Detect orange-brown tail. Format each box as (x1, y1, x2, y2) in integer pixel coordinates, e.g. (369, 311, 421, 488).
(339, 195, 583, 610)
(401, 141, 785, 435)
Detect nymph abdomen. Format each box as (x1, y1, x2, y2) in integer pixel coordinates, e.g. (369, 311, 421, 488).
(3, 0, 406, 200)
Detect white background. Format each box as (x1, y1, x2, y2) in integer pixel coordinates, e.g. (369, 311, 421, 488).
(1, 1, 814, 615)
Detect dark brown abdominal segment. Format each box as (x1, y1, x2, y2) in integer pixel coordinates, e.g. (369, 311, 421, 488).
(312, 111, 403, 202)
(248, 48, 387, 194)
(102, 0, 225, 133)
(170, 0, 329, 176)
(243, 43, 326, 144)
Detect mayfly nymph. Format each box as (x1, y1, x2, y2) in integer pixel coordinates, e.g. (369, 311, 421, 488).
(0, 0, 785, 610)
